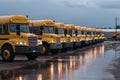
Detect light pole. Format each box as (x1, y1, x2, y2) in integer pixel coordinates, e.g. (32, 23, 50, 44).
(115, 17, 118, 33)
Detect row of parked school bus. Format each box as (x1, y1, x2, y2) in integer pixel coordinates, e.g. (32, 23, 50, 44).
(0, 15, 105, 62)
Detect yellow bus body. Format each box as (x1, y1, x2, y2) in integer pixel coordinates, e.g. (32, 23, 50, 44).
(0, 15, 43, 61)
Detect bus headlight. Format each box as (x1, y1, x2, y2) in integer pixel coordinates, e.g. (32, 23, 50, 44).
(71, 39, 76, 42)
(49, 40, 54, 43)
(38, 40, 42, 45)
(61, 40, 66, 43)
(73, 39, 76, 42)
(16, 42, 27, 45)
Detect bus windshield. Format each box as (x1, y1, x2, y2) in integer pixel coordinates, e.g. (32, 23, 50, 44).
(70, 30, 75, 34)
(77, 31, 81, 34)
(58, 28, 64, 34)
(43, 26, 55, 33)
(30, 27, 40, 35)
(10, 23, 29, 33)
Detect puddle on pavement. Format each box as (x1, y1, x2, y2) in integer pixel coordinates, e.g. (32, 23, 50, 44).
(0, 42, 120, 80)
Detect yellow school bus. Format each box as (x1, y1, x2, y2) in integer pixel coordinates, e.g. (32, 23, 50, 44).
(112, 33, 120, 40)
(29, 20, 62, 54)
(0, 15, 43, 62)
(90, 28, 96, 44)
(55, 23, 73, 51)
(79, 27, 87, 46)
(96, 29, 105, 42)
(64, 24, 80, 49)
(75, 26, 82, 47)
(85, 28, 92, 45)
(75, 26, 95, 46)
(93, 28, 98, 43)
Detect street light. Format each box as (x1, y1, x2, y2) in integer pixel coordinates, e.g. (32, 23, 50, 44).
(115, 17, 118, 33)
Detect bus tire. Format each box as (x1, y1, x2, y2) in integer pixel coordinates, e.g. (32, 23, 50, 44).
(26, 54, 38, 60)
(2, 46, 14, 62)
(62, 48, 67, 52)
(43, 43, 49, 55)
(51, 49, 59, 54)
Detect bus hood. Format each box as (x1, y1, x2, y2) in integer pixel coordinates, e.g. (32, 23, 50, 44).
(21, 33, 37, 38)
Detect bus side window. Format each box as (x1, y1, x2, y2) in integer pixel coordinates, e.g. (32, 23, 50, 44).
(3, 24, 8, 34)
(0, 24, 2, 33)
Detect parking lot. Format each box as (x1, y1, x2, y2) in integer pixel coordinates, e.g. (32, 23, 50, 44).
(0, 41, 120, 80)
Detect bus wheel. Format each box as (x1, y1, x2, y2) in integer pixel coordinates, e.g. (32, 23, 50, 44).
(43, 44, 49, 55)
(51, 49, 59, 54)
(62, 48, 67, 52)
(26, 54, 38, 60)
(2, 46, 14, 62)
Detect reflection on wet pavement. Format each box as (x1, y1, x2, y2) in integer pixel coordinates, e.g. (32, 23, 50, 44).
(0, 42, 120, 80)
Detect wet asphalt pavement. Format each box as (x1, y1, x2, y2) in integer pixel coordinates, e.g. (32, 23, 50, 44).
(0, 41, 120, 80)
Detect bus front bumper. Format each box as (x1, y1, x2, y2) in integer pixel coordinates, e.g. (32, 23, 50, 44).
(74, 42, 81, 46)
(63, 42, 73, 48)
(49, 44, 62, 49)
(15, 46, 43, 54)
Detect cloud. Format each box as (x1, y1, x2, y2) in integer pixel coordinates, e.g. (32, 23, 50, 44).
(62, 0, 97, 8)
(62, 0, 120, 9)
(97, 0, 120, 9)
(63, 1, 87, 8)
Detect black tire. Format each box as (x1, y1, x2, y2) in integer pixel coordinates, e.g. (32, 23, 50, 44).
(43, 43, 49, 55)
(62, 48, 67, 52)
(50, 49, 59, 54)
(26, 54, 38, 60)
(73, 42, 77, 49)
(2, 46, 14, 62)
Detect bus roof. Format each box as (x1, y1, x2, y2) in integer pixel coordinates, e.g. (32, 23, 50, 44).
(55, 22, 64, 28)
(80, 27, 87, 31)
(0, 15, 29, 24)
(75, 26, 82, 30)
(29, 19, 55, 27)
(96, 29, 103, 32)
(64, 24, 75, 30)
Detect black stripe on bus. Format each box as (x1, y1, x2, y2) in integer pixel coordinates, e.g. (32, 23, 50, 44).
(0, 38, 9, 40)
(38, 38, 42, 39)
(0, 33, 9, 35)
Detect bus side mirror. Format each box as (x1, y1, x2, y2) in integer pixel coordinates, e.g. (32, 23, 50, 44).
(16, 25, 20, 35)
(39, 31, 43, 35)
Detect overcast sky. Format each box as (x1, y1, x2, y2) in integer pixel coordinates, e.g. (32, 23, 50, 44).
(0, 0, 120, 28)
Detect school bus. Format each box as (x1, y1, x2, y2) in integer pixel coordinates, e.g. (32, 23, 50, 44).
(79, 27, 87, 46)
(112, 33, 120, 40)
(75, 26, 96, 46)
(101, 29, 105, 42)
(93, 28, 98, 43)
(29, 20, 62, 54)
(75, 26, 82, 47)
(85, 28, 93, 45)
(96, 29, 103, 42)
(54, 23, 73, 51)
(90, 28, 96, 44)
(64, 24, 80, 49)
(0, 15, 43, 62)
(97, 29, 105, 42)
